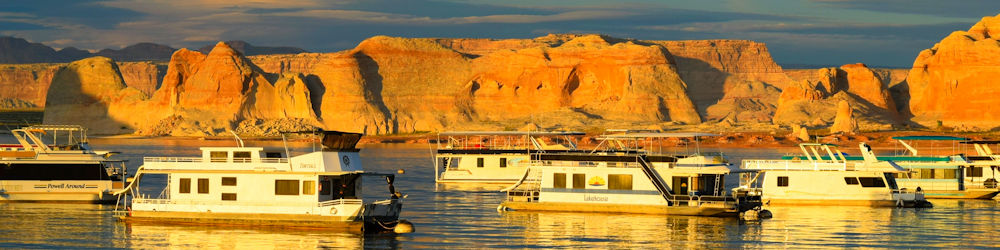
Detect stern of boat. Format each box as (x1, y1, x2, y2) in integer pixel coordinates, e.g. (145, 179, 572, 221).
(892, 190, 933, 208)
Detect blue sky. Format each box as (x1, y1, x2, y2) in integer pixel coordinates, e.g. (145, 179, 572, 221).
(1, 0, 996, 67)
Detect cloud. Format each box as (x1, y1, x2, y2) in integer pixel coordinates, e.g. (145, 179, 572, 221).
(812, 0, 1000, 19)
(269, 9, 634, 24)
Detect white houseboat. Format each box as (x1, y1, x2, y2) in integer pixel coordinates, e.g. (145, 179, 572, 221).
(434, 131, 584, 184)
(500, 133, 764, 217)
(740, 143, 932, 207)
(115, 131, 406, 233)
(0, 125, 125, 203)
(782, 136, 1000, 199)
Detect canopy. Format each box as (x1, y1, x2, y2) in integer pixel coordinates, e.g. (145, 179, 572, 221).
(438, 131, 585, 136)
(891, 136, 968, 141)
(600, 132, 720, 138)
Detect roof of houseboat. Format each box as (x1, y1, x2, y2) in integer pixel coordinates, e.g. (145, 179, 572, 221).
(891, 136, 968, 141)
(600, 132, 720, 138)
(438, 131, 585, 136)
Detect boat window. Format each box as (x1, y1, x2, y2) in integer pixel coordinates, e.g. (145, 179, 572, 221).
(844, 177, 859, 185)
(967, 167, 984, 178)
(777, 176, 789, 187)
(919, 169, 933, 179)
(608, 174, 632, 190)
(303, 181, 316, 195)
(221, 193, 236, 201)
(553, 173, 566, 188)
(499, 158, 507, 168)
(179, 178, 191, 193)
(477, 158, 484, 168)
(858, 177, 886, 188)
(573, 174, 586, 189)
(221, 177, 236, 186)
(265, 152, 283, 158)
(210, 151, 228, 163)
(198, 178, 209, 194)
(233, 151, 252, 163)
(942, 169, 957, 179)
(275, 180, 300, 195)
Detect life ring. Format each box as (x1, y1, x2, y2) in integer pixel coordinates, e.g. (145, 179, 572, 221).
(330, 207, 338, 215)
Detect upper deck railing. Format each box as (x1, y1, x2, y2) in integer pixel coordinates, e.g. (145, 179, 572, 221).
(143, 157, 289, 164)
(742, 159, 852, 171)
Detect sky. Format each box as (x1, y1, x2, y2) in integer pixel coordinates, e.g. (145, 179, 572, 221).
(1, 0, 997, 67)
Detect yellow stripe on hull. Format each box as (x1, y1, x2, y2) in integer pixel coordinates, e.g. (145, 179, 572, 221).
(501, 201, 739, 217)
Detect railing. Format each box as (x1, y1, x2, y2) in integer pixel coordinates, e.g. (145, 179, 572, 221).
(317, 199, 364, 207)
(742, 159, 850, 171)
(135, 198, 363, 207)
(144, 157, 289, 164)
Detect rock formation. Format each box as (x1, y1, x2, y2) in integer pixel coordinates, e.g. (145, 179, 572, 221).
(0, 64, 60, 107)
(22, 34, 896, 135)
(830, 100, 858, 134)
(773, 63, 900, 129)
(650, 40, 791, 122)
(198, 40, 308, 56)
(907, 14, 1000, 129)
(42, 57, 147, 134)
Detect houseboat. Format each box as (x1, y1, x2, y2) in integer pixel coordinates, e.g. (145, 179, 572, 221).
(0, 125, 125, 203)
(499, 133, 764, 217)
(782, 136, 1000, 199)
(114, 131, 407, 233)
(740, 143, 932, 207)
(434, 131, 584, 184)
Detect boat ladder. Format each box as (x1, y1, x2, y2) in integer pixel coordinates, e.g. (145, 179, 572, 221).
(637, 155, 673, 205)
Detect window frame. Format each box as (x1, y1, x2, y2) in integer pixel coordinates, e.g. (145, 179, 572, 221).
(179, 178, 191, 193)
(608, 174, 633, 190)
(553, 173, 566, 188)
(221, 177, 237, 186)
(572, 173, 586, 189)
(777, 176, 789, 187)
(197, 178, 209, 194)
(275, 180, 300, 195)
(221, 193, 237, 201)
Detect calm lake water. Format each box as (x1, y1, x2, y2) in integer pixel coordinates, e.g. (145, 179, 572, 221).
(1, 138, 999, 248)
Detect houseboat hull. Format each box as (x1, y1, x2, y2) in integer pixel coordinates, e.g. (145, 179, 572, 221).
(122, 201, 402, 232)
(763, 199, 931, 208)
(922, 190, 998, 199)
(0, 180, 118, 203)
(500, 201, 740, 217)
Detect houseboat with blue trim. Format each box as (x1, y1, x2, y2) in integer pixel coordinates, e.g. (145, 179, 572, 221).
(782, 136, 1000, 199)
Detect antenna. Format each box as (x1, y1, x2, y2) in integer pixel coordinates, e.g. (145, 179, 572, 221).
(229, 131, 245, 148)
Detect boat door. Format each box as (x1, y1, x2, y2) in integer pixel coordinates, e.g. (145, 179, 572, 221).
(672, 177, 689, 195)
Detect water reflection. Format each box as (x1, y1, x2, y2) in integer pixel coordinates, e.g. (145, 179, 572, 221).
(120, 223, 400, 249)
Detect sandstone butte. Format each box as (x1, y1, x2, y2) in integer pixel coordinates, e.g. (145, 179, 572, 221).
(907, 13, 1000, 130)
(7, 18, 993, 135)
(773, 63, 900, 130)
(31, 34, 801, 135)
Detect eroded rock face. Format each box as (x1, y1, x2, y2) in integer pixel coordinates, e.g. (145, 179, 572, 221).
(649, 40, 791, 122)
(773, 63, 900, 129)
(830, 100, 858, 134)
(42, 57, 147, 134)
(33, 34, 809, 135)
(908, 14, 1000, 129)
(0, 64, 60, 107)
